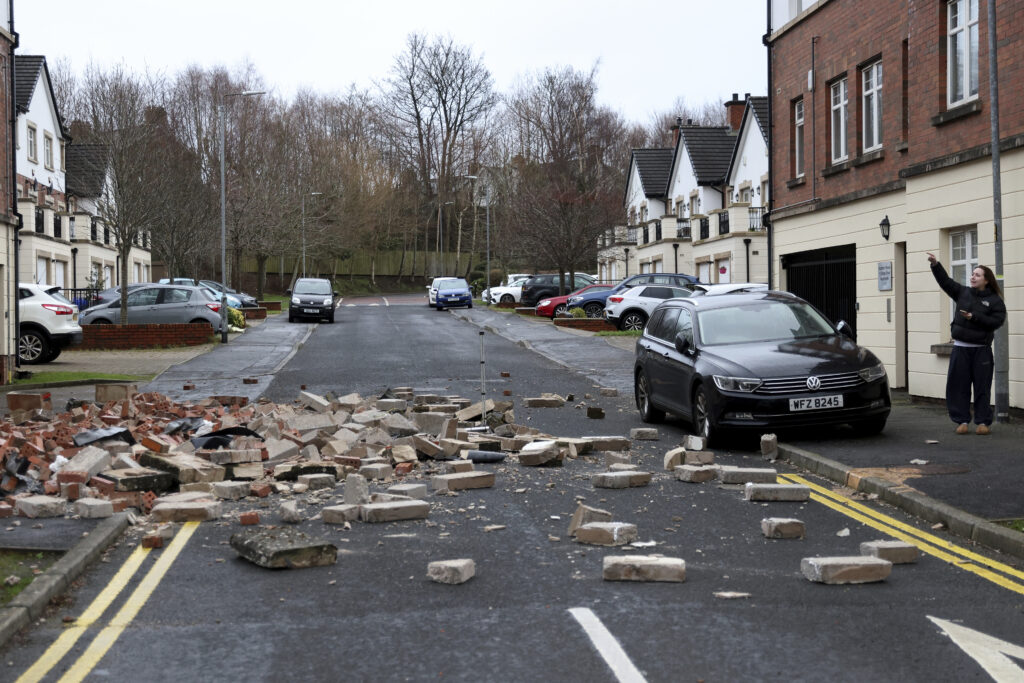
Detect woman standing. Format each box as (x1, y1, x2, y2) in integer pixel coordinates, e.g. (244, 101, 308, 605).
(927, 252, 1006, 434)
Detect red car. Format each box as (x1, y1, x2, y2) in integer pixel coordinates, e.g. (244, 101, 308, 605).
(535, 283, 613, 318)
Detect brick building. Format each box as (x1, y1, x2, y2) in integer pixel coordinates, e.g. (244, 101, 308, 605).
(0, 9, 16, 378)
(767, 0, 1022, 409)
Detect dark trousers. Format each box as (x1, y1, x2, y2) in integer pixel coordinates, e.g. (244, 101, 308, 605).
(946, 345, 994, 425)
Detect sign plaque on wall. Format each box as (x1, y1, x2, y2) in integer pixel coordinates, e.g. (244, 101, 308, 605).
(878, 261, 892, 291)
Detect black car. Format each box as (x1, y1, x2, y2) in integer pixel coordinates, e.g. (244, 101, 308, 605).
(633, 291, 890, 443)
(520, 273, 595, 307)
(287, 278, 337, 323)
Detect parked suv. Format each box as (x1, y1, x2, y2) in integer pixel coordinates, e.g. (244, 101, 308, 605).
(567, 273, 700, 318)
(520, 273, 595, 307)
(288, 278, 337, 323)
(18, 283, 83, 364)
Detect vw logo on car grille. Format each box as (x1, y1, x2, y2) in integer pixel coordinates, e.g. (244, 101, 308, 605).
(806, 376, 822, 391)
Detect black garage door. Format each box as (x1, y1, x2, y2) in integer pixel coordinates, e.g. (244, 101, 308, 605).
(782, 244, 857, 338)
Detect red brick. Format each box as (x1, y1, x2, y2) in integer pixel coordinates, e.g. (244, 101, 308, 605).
(395, 462, 415, 476)
(57, 470, 90, 485)
(239, 511, 260, 525)
(0, 502, 12, 518)
(142, 535, 163, 549)
(250, 483, 272, 498)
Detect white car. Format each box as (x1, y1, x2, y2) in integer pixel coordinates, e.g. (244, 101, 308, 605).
(604, 284, 694, 331)
(483, 277, 530, 304)
(427, 277, 464, 306)
(18, 282, 83, 364)
(690, 282, 769, 296)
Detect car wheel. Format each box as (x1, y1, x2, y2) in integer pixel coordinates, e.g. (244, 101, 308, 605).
(692, 384, 716, 445)
(468, 302, 473, 309)
(327, 313, 335, 323)
(190, 318, 215, 330)
(635, 371, 665, 423)
(552, 304, 566, 318)
(436, 304, 445, 311)
(500, 294, 514, 304)
(583, 302, 604, 318)
(91, 318, 112, 324)
(45, 347, 62, 362)
(853, 415, 887, 435)
(620, 310, 647, 331)
(18, 330, 50, 365)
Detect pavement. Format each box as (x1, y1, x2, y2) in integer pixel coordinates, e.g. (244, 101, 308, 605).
(1, 303, 1022, 646)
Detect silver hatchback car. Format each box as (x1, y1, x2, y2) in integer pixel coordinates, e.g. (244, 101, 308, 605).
(80, 284, 223, 331)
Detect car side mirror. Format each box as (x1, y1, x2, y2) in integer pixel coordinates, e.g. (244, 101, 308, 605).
(285, 290, 292, 296)
(836, 320, 854, 339)
(333, 291, 338, 297)
(674, 333, 693, 355)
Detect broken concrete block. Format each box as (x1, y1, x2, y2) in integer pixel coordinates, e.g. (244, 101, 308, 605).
(224, 463, 264, 481)
(179, 482, 213, 494)
(717, 467, 777, 484)
(524, 396, 564, 408)
(382, 413, 420, 437)
(322, 505, 359, 524)
(801, 556, 892, 584)
(412, 412, 449, 436)
(6, 391, 52, 411)
(599, 387, 619, 397)
(351, 409, 390, 427)
(583, 436, 631, 451)
(65, 445, 112, 478)
(139, 453, 226, 484)
(860, 540, 919, 564)
(375, 398, 407, 412)
(111, 453, 142, 470)
(761, 433, 779, 461)
(203, 448, 262, 465)
(16, 495, 65, 518)
(574, 522, 638, 546)
(388, 483, 428, 499)
(683, 435, 707, 451)
(100, 467, 174, 493)
(264, 438, 300, 462)
(675, 465, 717, 483)
(744, 483, 810, 502)
(568, 503, 613, 536)
(455, 399, 494, 422)
(287, 413, 338, 434)
(212, 481, 251, 500)
(586, 406, 605, 419)
(591, 471, 652, 489)
(444, 460, 475, 473)
(74, 497, 114, 519)
(370, 492, 414, 503)
(427, 559, 475, 584)
(359, 500, 430, 522)
(280, 500, 303, 524)
(431, 471, 495, 491)
(517, 440, 561, 467)
(95, 383, 137, 403)
(298, 390, 332, 412)
(604, 452, 631, 468)
(344, 474, 370, 505)
(297, 473, 336, 491)
(608, 463, 638, 472)
(663, 447, 685, 470)
(360, 463, 393, 481)
(630, 427, 659, 441)
(603, 555, 686, 582)
(761, 517, 805, 539)
(684, 450, 715, 465)
(390, 444, 418, 464)
(230, 527, 337, 569)
(151, 500, 222, 522)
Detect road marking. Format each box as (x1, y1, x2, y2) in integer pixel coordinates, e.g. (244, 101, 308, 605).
(780, 474, 1024, 595)
(382, 297, 390, 306)
(569, 607, 647, 683)
(17, 546, 151, 683)
(57, 522, 199, 683)
(929, 617, 1024, 681)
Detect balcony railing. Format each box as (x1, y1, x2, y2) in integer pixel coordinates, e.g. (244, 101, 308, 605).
(655, 223, 662, 241)
(718, 211, 730, 235)
(642, 226, 649, 244)
(699, 217, 710, 240)
(748, 206, 766, 231)
(676, 219, 691, 240)
(627, 227, 639, 244)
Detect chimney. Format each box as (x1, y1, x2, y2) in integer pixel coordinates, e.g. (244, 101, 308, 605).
(725, 92, 745, 132)
(69, 120, 93, 141)
(671, 116, 683, 146)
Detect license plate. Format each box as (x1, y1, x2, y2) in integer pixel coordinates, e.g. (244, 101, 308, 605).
(303, 308, 319, 314)
(789, 395, 843, 411)
(73, 313, 78, 321)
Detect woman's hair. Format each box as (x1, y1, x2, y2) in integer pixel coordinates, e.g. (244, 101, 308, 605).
(977, 265, 1001, 296)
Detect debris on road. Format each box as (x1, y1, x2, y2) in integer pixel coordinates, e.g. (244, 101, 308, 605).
(230, 527, 338, 569)
(427, 559, 475, 584)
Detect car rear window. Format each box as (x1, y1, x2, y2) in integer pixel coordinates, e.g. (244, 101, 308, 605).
(44, 288, 74, 305)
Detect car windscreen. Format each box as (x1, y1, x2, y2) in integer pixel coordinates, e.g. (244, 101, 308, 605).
(697, 300, 835, 345)
(438, 279, 469, 290)
(294, 280, 332, 295)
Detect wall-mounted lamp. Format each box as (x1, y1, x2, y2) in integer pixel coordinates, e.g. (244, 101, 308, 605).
(879, 215, 891, 241)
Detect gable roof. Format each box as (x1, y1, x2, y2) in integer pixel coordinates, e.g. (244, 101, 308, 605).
(65, 143, 108, 197)
(678, 126, 735, 186)
(726, 96, 770, 183)
(15, 55, 69, 137)
(632, 148, 674, 198)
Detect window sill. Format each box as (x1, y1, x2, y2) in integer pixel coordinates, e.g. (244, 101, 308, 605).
(852, 149, 885, 167)
(931, 342, 953, 357)
(822, 160, 851, 177)
(786, 176, 806, 189)
(896, 140, 908, 153)
(931, 100, 982, 127)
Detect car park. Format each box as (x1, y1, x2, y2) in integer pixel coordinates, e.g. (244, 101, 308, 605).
(288, 277, 337, 323)
(482, 276, 530, 304)
(432, 278, 473, 310)
(604, 284, 694, 330)
(535, 283, 613, 318)
(520, 273, 595, 307)
(567, 273, 700, 318)
(80, 283, 223, 331)
(18, 283, 83, 364)
(633, 290, 890, 444)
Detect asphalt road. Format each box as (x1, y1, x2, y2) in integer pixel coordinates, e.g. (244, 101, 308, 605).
(4, 300, 1023, 682)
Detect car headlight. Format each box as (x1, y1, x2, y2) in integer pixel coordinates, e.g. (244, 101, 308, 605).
(291, 296, 301, 305)
(320, 297, 330, 305)
(539, 300, 551, 307)
(859, 362, 887, 382)
(712, 375, 762, 392)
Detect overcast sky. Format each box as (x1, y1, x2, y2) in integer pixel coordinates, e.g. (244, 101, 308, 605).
(16, 0, 769, 126)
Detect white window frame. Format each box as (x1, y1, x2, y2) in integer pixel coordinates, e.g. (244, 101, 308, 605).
(947, 0, 979, 107)
(26, 123, 38, 162)
(862, 61, 883, 152)
(949, 228, 978, 319)
(43, 133, 54, 170)
(794, 99, 805, 177)
(830, 79, 848, 163)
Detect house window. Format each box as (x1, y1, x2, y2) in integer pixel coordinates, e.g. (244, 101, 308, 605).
(947, 0, 979, 107)
(949, 228, 978, 320)
(27, 124, 38, 162)
(794, 99, 805, 177)
(44, 134, 54, 170)
(862, 61, 883, 152)
(60, 141, 66, 171)
(830, 78, 848, 163)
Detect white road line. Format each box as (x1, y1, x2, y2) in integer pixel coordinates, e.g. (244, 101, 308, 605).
(382, 297, 390, 306)
(569, 607, 647, 683)
(929, 617, 1024, 681)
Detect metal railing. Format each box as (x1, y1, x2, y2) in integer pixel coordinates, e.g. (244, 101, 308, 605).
(718, 211, 730, 235)
(748, 206, 766, 231)
(63, 287, 101, 310)
(642, 226, 649, 244)
(655, 223, 662, 241)
(699, 217, 710, 240)
(676, 219, 691, 240)
(627, 227, 639, 244)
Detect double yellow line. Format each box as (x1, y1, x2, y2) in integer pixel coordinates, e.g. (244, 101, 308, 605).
(18, 522, 198, 683)
(779, 473, 1024, 595)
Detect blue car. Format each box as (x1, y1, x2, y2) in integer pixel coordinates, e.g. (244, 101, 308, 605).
(567, 273, 700, 318)
(434, 278, 473, 310)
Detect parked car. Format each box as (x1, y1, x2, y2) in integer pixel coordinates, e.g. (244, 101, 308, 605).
(535, 283, 613, 318)
(158, 277, 198, 286)
(567, 273, 701, 318)
(18, 283, 83, 364)
(93, 283, 150, 306)
(604, 284, 694, 330)
(690, 282, 769, 296)
(520, 273, 596, 307)
(633, 290, 890, 444)
(482, 277, 530, 304)
(198, 284, 244, 310)
(432, 278, 473, 310)
(80, 283, 223, 331)
(288, 277, 337, 323)
(428, 277, 460, 306)
(199, 280, 258, 308)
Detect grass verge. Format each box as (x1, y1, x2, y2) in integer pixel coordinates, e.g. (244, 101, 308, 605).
(596, 330, 642, 337)
(997, 519, 1024, 533)
(0, 550, 61, 605)
(12, 371, 151, 385)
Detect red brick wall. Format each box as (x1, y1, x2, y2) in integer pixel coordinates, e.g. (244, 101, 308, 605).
(80, 323, 213, 350)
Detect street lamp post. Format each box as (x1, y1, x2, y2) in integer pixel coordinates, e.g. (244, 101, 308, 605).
(438, 200, 454, 275)
(219, 89, 264, 343)
(302, 192, 322, 277)
(463, 175, 490, 304)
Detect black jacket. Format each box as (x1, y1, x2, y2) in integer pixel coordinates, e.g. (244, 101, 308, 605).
(931, 261, 1006, 345)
